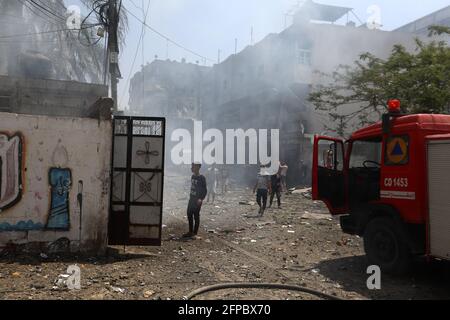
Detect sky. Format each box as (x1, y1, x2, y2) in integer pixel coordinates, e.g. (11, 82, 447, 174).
(65, 0, 450, 110)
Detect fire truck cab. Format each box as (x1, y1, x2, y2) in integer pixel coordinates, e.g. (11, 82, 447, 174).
(312, 100, 450, 273)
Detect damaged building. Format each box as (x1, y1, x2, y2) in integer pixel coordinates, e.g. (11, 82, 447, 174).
(128, 1, 448, 187)
(0, 0, 105, 83)
(0, 1, 114, 253)
(129, 59, 210, 173)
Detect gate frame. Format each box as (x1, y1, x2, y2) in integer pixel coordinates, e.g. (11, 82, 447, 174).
(108, 115, 166, 246)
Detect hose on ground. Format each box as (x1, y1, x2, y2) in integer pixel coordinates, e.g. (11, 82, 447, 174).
(185, 283, 342, 300)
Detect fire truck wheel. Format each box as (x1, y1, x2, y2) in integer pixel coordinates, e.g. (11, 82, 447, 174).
(363, 217, 411, 274)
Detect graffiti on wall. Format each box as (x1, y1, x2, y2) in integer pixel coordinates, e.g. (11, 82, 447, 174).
(0, 133, 23, 212)
(46, 168, 72, 230)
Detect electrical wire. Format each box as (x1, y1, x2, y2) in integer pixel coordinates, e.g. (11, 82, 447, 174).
(122, 6, 215, 63)
(18, 0, 61, 24)
(27, 0, 67, 22)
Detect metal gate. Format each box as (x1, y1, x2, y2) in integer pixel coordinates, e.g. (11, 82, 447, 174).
(108, 116, 165, 246)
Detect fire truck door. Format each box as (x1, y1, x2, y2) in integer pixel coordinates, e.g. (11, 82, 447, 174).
(312, 136, 347, 215)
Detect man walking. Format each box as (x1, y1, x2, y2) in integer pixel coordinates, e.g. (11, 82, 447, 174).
(183, 162, 207, 239)
(279, 161, 289, 192)
(220, 165, 229, 194)
(269, 173, 282, 209)
(253, 165, 271, 217)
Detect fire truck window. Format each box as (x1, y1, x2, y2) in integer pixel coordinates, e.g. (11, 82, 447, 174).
(349, 140, 382, 169)
(318, 140, 344, 171)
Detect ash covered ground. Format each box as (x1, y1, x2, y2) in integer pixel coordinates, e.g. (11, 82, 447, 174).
(1, 175, 450, 300)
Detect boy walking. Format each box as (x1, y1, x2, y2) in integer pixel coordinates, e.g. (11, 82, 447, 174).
(253, 166, 271, 217)
(269, 173, 282, 209)
(183, 162, 207, 239)
(206, 164, 219, 203)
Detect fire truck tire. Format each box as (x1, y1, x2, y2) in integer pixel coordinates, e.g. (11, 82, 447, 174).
(363, 217, 411, 274)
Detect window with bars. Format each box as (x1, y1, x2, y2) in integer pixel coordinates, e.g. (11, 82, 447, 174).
(296, 49, 312, 66)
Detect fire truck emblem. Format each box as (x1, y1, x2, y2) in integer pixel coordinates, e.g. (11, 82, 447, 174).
(386, 136, 409, 165)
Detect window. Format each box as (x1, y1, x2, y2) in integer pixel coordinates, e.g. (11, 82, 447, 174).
(385, 135, 409, 165)
(318, 140, 344, 171)
(349, 139, 382, 169)
(296, 49, 311, 66)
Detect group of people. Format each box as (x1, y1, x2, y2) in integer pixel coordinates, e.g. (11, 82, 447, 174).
(253, 162, 288, 217)
(182, 161, 288, 239)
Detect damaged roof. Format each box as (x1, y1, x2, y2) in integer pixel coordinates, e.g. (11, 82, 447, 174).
(295, 0, 353, 23)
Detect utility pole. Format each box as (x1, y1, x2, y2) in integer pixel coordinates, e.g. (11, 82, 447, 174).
(108, 0, 120, 112)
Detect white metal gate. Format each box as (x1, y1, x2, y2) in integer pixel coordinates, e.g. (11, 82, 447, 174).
(109, 116, 166, 246)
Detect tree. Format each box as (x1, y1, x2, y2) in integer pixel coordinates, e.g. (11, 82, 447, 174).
(309, 26, 450, 137)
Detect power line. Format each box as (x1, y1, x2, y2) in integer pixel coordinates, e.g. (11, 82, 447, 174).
(17, 0, 61, 24)
(122, 6, 215, 63)
(27, 0, 67, 22)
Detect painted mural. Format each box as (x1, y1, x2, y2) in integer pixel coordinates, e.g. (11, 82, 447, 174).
(0, 133, 23, 212)
(0, 136, 75, 232)
(46, 168, 72, 230)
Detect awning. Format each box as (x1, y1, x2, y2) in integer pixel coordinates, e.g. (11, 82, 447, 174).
(295, 0, 353, 23)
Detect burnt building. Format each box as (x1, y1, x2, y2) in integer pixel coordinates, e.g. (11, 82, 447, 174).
(0, 0, 105, 84)
(205, 1, 421, 186)
(129, 1, 446, 187)
(129, 59, 211, 120)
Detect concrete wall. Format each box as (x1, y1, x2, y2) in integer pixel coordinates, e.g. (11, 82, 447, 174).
(0, 76, 109, 117)
(0, 112, 112, 253)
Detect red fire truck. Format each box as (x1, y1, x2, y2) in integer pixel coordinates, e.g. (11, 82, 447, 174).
(312, 100, 450, 273)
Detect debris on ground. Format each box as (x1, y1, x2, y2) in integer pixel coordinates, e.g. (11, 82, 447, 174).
(143, 290, 155, 298)
(290, 187, 312, 199)
(110, 286, 126, 294)
(239, 201, 256, 206)
(301, 212, 333, 220)
(0, 176, 447, 300)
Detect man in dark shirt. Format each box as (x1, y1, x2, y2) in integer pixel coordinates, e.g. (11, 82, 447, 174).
(269, 173, 282, 209)
(183, 162, 207, 239)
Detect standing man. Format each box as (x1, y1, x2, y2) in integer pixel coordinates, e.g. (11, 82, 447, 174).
(220, 165, 229, 194)
(206, 164, 219, 203)
(279, 161, 289, 192)
(268, 173, 282, 209)
(253, 165, 271, 217)
(183, 162, 207, 239)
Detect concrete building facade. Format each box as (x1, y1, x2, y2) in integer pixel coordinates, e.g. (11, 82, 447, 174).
(128, 2, 449, 187)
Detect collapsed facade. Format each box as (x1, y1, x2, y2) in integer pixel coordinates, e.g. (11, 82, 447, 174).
(129, 2, 449, 187)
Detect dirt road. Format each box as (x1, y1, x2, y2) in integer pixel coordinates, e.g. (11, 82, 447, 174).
(1, 176, 449, 300)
